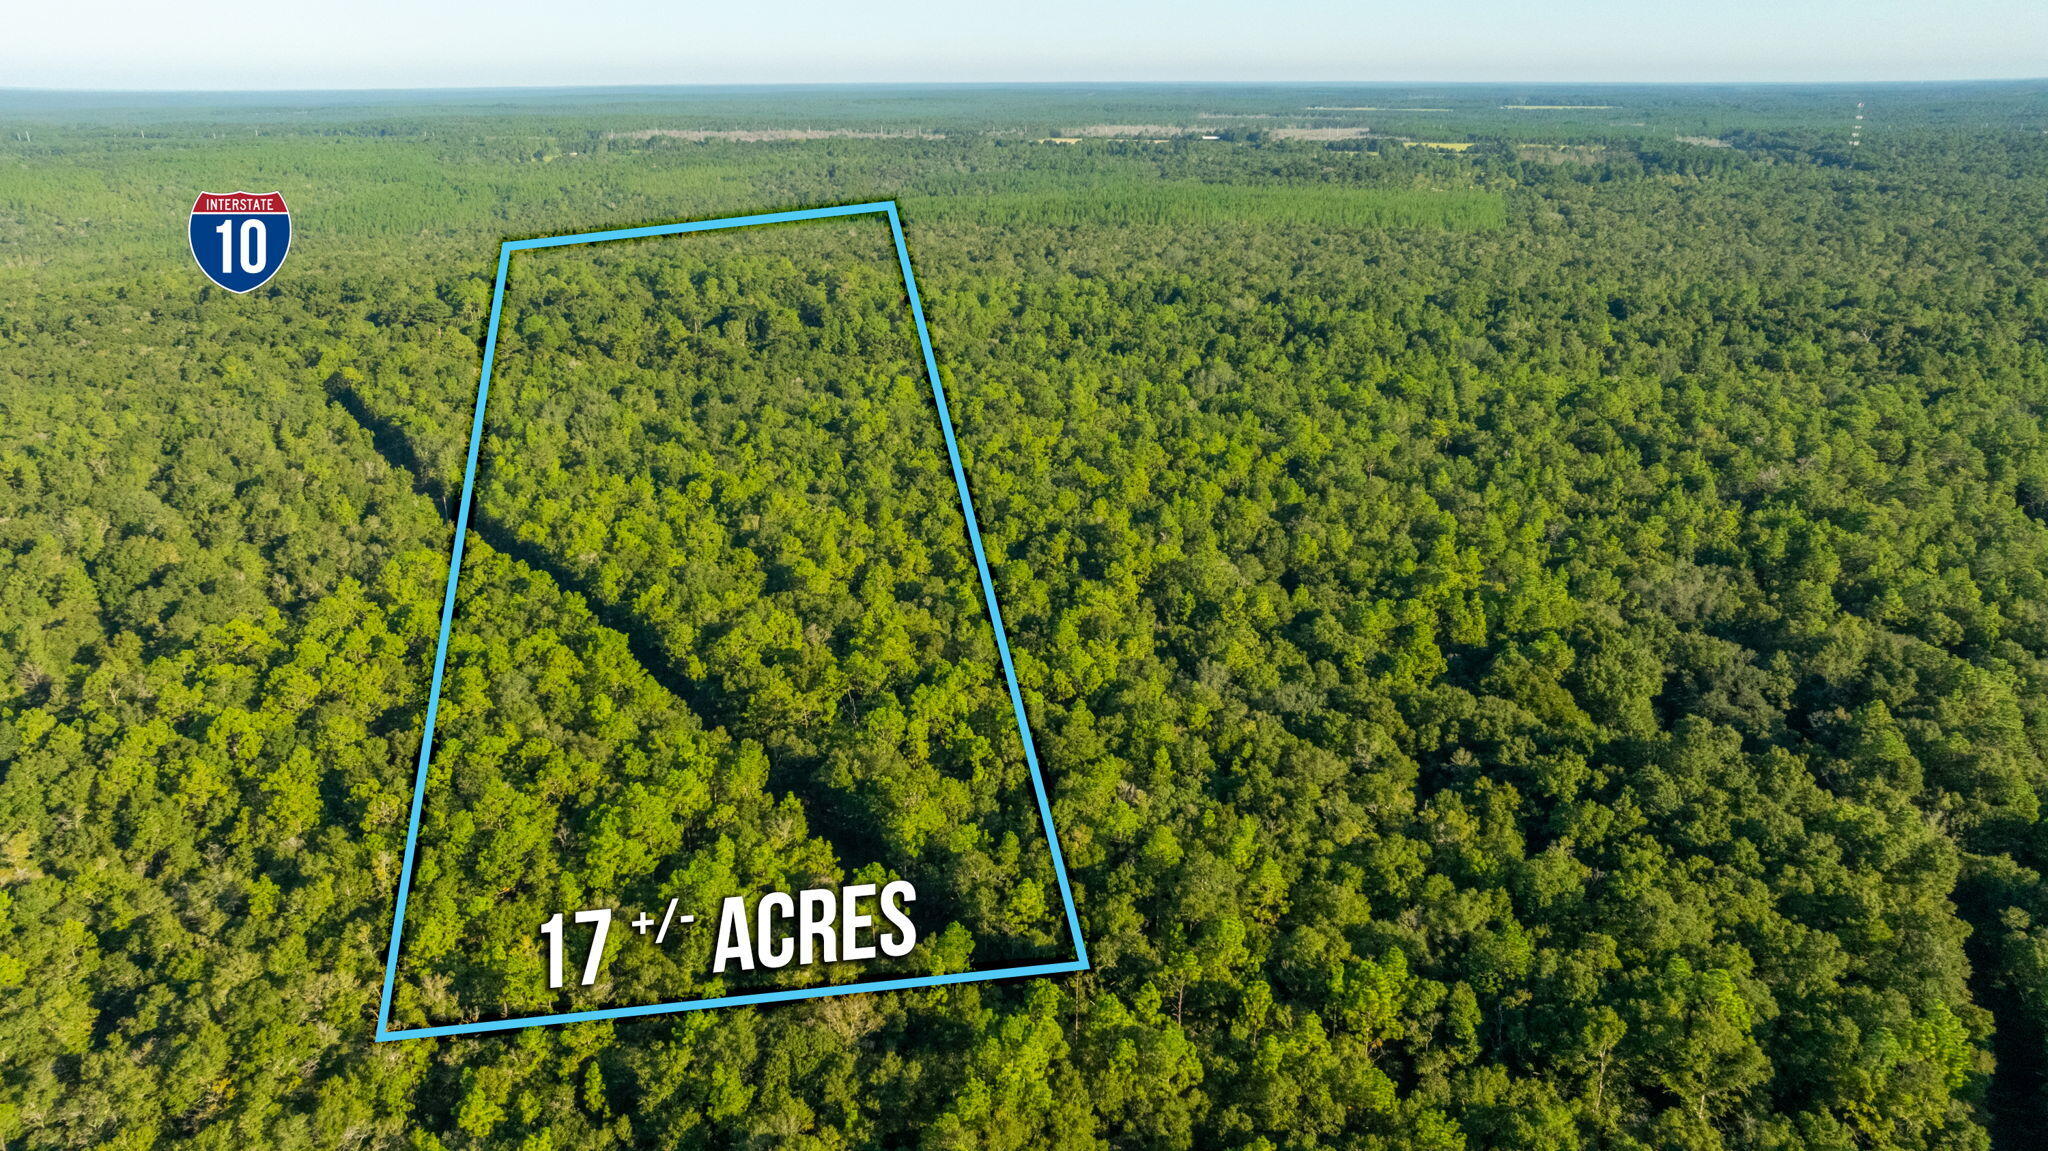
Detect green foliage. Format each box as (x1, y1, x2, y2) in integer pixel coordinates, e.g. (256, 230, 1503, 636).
(4, 82, 2048, 1150)
(914, 180, 1505, 231)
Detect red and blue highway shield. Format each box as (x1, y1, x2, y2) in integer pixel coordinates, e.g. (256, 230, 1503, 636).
(188, 191, 291, 293)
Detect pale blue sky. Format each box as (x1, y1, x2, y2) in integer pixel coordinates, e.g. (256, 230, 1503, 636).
(8, 0, 2044, 89)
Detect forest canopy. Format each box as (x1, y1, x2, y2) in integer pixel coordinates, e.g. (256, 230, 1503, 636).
(3, 81, 2048, 1150)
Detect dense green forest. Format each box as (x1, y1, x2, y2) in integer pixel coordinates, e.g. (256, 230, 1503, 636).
(4, 82, 2048, 1149)
(390, 217, 1072, 1029)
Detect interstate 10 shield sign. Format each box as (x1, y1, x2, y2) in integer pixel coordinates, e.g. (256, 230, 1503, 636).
(188, 192, 291, 293)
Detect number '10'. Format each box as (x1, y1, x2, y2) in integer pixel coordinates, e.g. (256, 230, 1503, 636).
(213, 218, 267, 274)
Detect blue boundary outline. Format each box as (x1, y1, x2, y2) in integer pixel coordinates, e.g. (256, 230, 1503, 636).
(375, 201, 1089, 1042)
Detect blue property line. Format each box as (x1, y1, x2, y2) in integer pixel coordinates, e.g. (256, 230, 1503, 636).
(376, 241, 511, 1042)
(375, 201, 1088, 1042)
(884, 204, 1089, 970)
(381, 959, 1090, 1041)
(503, 200, 895, 251)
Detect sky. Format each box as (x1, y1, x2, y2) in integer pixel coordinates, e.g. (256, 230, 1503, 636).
(7, 0, 2045, 89)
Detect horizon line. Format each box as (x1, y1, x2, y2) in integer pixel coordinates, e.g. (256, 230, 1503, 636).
(4, 76, 2046, 97)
